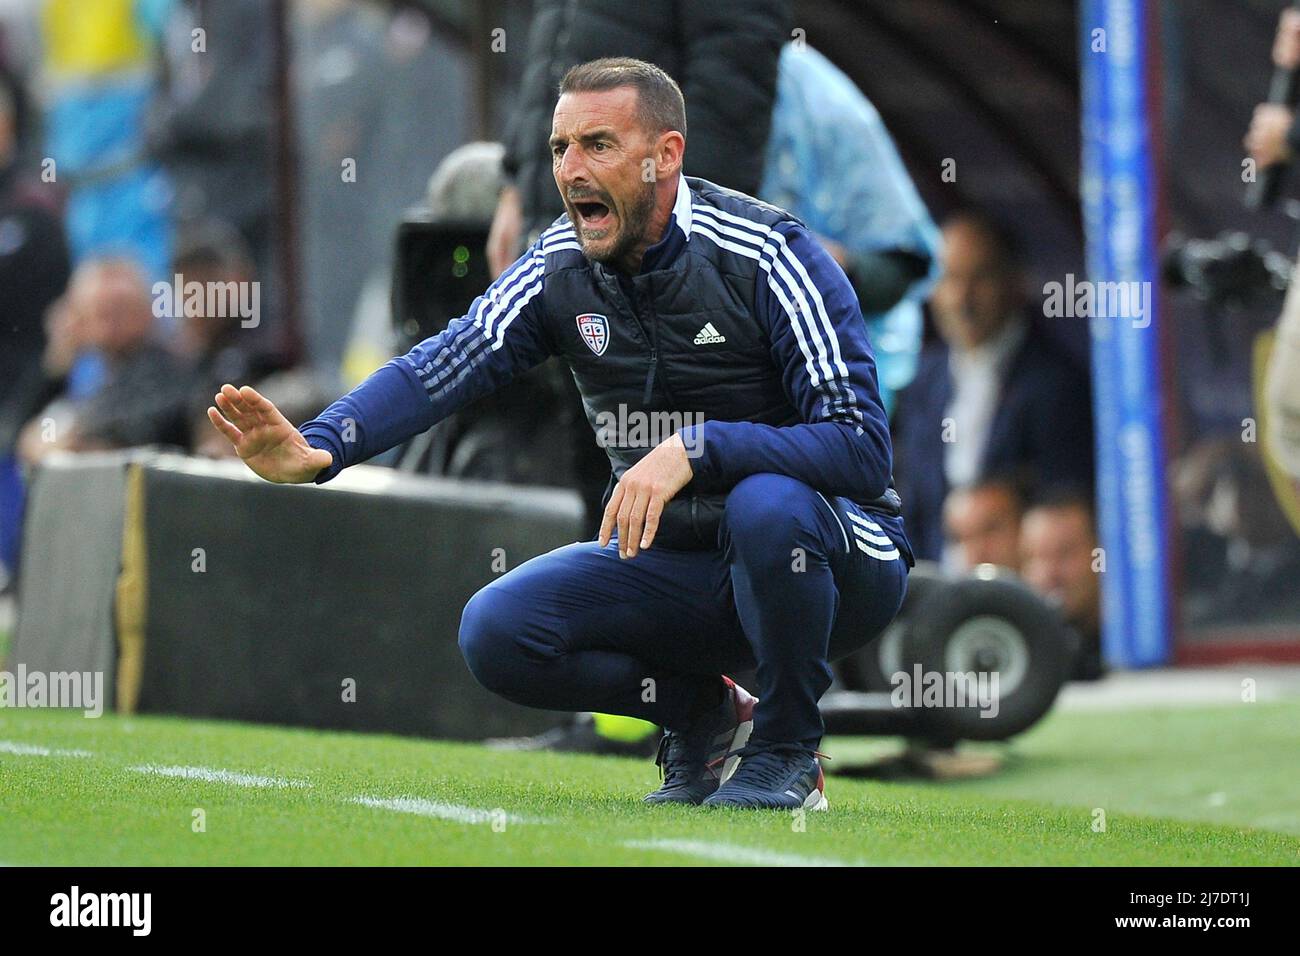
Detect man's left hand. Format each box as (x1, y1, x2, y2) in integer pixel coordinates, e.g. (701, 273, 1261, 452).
(599, 432, 695, 558)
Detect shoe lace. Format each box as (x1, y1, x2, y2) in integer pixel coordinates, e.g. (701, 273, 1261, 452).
(653, 731, 697, 788)
(707, 743, 831, 790)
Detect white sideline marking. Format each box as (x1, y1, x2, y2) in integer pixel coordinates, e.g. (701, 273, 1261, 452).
(0, 740, 92, 758)
(622, 838, 853, 867)
(351, 796, 537, 825)
(129, 764, 309, 789)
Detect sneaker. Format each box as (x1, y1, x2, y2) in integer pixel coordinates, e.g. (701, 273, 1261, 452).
(702, 741, 828, 811)
(643, 676, 756, 805)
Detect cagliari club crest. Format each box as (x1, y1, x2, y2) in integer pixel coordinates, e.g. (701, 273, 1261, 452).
(576, 313, 609, 356)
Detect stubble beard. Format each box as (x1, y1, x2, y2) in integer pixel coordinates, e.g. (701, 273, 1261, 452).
(577, 178, 657, 269)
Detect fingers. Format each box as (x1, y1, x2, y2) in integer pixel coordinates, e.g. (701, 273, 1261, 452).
(239, 385, 284, 424)
(220, 383, 250, 413)
(623, 488, 650, 558)
(641, 495, 664, 551)
(599, 484, 623, 548)
(215, 384, 255, 430)
(615, 487, 637, 558)
(206, 405, 243, 444)
(215, 384, 288, 436)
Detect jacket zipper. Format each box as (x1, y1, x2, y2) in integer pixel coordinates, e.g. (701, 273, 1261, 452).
(643, 348, 657, 406)
(623, 276, 696, 540)
(620, 280, 659, 406)
(631, 282, 682, 409)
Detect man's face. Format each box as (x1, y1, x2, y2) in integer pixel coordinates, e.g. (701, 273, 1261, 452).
(75, 266, 153, 358)
(944, 484, 1022, 571)
(1019, 505, 1100, 627)
(931, 220, 1021, 350)
(550, 88, 659, 265)
(177, 262, 245, 356)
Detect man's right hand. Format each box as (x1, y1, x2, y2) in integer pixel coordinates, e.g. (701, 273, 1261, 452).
(207, 383, 333, 484)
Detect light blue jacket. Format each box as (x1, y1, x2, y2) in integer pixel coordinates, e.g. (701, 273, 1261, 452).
(761, 44, 942, 415)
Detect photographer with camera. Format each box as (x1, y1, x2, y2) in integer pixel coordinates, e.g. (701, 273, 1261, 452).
(1248, 7, 1300, 477)
(1245, 8, 1300, 174)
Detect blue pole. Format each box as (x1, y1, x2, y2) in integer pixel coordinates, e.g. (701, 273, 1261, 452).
(1079, 0, 1173, 667)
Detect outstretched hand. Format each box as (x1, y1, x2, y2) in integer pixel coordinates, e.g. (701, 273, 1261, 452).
(207, 384, 333, 484)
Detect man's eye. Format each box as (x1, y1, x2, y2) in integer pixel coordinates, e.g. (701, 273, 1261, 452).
(552, 144, 565, 157)
(593, 142, 608, 152)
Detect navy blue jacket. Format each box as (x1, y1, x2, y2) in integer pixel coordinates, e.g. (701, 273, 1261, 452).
(891, 318, 1094, 561)
(298, 175, 911, 560)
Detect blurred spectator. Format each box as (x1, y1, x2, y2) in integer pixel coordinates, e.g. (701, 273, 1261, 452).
(1019, 487, 1104, 681)
(942, 476, 1022, 572)
(1174, 437, 1300, 627)
(17, 256, 187, 465)
(486, 0, 788, 276)
(893, 212, 1094, 561)
(0, 65, 69, 450)
(147, 0, 274, 289)
(425, 141, 510, 222)
(39, 0, 172, 278)
(1264, 258, 1300, 479)
(169, 219, 281, 445)
(1, 64, 69, 584)
(1243, 8, 1300, 173)
(172, 220, 260, 364)
(759, 43, 940, 415)
(295, 0, 471, 380)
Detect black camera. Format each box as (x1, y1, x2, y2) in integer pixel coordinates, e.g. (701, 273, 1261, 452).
(1162, 230, 1292, 308)
(391, 214, 492, 349)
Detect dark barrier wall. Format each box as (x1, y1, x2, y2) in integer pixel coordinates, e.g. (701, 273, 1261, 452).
(13, 451, 585, 740)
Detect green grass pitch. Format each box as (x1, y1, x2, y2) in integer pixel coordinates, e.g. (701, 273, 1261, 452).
(2, 700, 1297, 866)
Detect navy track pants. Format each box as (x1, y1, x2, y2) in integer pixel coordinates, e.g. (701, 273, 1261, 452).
(458, 472, 909, 748)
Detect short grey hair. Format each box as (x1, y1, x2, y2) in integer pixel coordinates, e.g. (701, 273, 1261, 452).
(558, 57, 686, 138)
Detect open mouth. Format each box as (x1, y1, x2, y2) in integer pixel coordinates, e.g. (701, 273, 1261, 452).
(573, 200, 613, 228)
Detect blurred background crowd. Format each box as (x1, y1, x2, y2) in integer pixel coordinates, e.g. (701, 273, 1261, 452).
(2, 0, 1299, 700)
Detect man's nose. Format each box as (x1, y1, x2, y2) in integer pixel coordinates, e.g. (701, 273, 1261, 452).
(556, 147, 588, 186)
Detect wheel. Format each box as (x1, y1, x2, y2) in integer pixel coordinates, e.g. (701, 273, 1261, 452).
(836, 561, 946, 692)
(905, 571, 1073, 742)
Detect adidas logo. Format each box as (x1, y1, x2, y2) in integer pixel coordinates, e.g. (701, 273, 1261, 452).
(693, 322, 727, 345)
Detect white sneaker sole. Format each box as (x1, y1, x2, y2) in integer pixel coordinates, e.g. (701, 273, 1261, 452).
(804, 789, 829, 811)
(719, 718, 753, 785)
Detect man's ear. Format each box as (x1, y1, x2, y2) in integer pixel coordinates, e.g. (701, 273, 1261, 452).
(655, 130, 685, 181)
